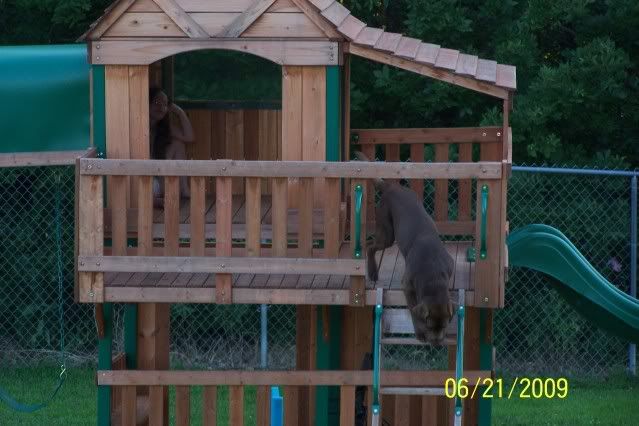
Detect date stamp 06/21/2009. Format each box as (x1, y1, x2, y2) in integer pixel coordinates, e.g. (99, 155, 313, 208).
(444, 377, 569, 399)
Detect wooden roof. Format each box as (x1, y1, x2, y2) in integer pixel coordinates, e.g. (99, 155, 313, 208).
(80, 0, 516, 98)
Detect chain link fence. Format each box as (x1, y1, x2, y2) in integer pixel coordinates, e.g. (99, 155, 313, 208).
(0, 164, 636, 378)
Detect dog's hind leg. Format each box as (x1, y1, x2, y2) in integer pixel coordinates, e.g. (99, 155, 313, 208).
(366, 199, 394, 282)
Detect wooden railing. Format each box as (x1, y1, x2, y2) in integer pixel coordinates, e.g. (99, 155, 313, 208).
(351, 127, 511, 307)
(76, 158, 502, 305)
(98, 369, 492, 425)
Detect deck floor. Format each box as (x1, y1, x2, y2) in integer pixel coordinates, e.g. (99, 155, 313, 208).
(104, 241, 474, 291)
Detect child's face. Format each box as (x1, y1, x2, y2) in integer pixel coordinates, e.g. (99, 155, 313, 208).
(150, 91, 169, 123)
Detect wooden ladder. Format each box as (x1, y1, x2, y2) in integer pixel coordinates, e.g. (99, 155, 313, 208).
(371, 288, 466, 426)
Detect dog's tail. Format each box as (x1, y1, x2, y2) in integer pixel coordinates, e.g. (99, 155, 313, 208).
(353, 151, 385, 189)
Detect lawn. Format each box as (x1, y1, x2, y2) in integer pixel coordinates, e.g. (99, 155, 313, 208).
(1, 367, 637, 425)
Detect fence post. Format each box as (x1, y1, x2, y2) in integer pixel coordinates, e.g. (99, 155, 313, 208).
(629, 175, 637, 376)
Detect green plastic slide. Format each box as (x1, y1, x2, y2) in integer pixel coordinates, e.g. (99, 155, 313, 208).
(507, 224, 639, 343)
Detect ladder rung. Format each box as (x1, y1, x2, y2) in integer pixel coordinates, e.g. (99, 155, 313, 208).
(380, 387, 446, 396)
(381, 337, 456, 346)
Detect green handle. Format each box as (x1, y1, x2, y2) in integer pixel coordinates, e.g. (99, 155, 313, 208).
(372, 303, 383, 409)
(454, 303, 465, 418)
(353, 184, 363, 258)
(480, 184, 489, 259)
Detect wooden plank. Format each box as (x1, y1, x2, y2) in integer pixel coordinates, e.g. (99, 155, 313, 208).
(320, 1, 350, 26)
(282, 66, 303, 208)
(104, 12, 326, 38)
(434, 144, 449, 221)
(128, 66, 149, 209)
(0, 150, 92, 168)
(229, 386, 244, 425)
(217, 0, 277, 37)
(190, 176, 206, 255)
(105, 65, 130, 210)
(203, 386, 217, 426)
(164, 176, 180, 255)
(455, 53, 478, 76)
(374, 32, 402, 52)
(153, 0, 209, 37)
(186, 109, 212, 192)
(78, 175, 104, 302)
(352, 127, 501, 144)
(272, 178, 288, 257)
(298, 178, 314, 255)
(339, 386, 355, 426)
(215, 176, 233, 303)
(121, 385, 137, 426)
(246, 178, 262, 257)
(283, 386, 298, 426)
(82, 0, 137, 40)
(324, 178, 341, 258)
(301, 67, 326, 208)
(409, 144, 424, 198)
(132, 0, 293, 12)
(149, 386, 164, 426)
(103, 286, 476, 305)
(349, 43, 509, 100)
(458, 143, 473, 221)
(81, 158, 503, 180)
(337, 14, 365, 40)
(475, 59, 497, 83)
(267, 0, 298, 13)
(175, 386, 190, 426)
(415, 42, 440, 65)
(309, 0, 334, 10)
(394, 37, 421, 59)
(496, 64, 517, 90)
(244, 109, 260, 162)
(394, 396, 410, 425)
(225, 110, 245, 194)
(83, 256, 365, 277)
(353, 26, 383, 47)
(296, 305, 317, 425)
(434, 48, 460, 70)
(245, 11, 326, 37)
(289, 0, 342, 39)
(257, 386, 271, 426)
(91, 39, 339, 66)
(138, 176, 154, 255)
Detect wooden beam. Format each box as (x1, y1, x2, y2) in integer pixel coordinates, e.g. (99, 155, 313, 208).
(351, 127, 502, 144)
(80, 158, 503, 180)
(152, 0, 209, 38)
(79, 256, 366, 275)
(98, 369, 493, 386)
(290, 0, 342, 39)
(103, 288, 477, 307)
(348, 43, 510, 100)
(90, 39, 339, 66)
(80, 0, 137, 40)
(0, 149, 94, 168)
(218, 0, 277, 38)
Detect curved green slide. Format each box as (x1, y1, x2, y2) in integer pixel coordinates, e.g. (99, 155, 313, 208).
(507, 224, 639, 343)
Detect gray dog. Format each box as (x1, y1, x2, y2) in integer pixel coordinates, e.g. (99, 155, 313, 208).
(356, 152, 455, 345)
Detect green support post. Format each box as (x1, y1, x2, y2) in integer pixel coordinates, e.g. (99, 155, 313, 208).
(97, 303, 113, 426)
(315, 65, 342, 426)
(92, 65, 106, 156)
(478, 308, 493, 425)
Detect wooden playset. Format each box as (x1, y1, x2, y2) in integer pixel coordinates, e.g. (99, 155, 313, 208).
(76, 0, 516, 424)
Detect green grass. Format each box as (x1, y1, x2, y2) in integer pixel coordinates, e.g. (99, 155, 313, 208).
(1, 367, 638, 425)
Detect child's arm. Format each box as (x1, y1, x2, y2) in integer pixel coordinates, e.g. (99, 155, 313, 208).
(169, 103, 195, 143)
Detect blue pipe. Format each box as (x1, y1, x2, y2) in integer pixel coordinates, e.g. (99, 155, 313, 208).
(630, 176, 637, 376)
(512, 166, 639, 177)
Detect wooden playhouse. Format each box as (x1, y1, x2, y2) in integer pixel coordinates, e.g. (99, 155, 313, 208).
(76, 0, 516, 424)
